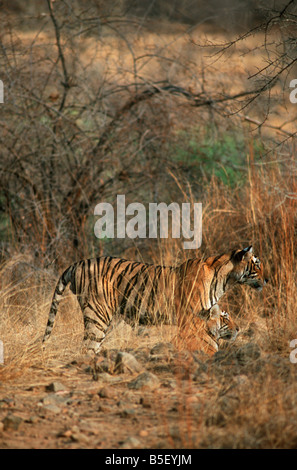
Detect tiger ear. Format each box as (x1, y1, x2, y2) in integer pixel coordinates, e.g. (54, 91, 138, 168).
(233, 245, 253, 262)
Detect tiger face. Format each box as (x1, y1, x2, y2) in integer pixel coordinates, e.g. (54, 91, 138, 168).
(206, 306, 239, 342)
(175, 305, 239, 355)
(229, 246, 268, 292)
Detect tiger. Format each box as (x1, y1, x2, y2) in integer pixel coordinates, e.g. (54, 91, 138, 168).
(174, 304, 239, 356)
(42, 245, 267, 354)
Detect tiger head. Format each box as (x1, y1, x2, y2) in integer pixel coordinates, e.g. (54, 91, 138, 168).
(175, 305, 239, 355)
(229, 245, 268, 292)
(207, 304, 239, 342)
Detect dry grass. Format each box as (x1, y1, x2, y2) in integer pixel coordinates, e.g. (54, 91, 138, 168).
(0, 155, 296, 448)
(0, 154, 297, 392)
(0, 9, 296, 448)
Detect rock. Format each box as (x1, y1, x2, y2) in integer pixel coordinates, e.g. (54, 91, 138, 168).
(114, 352, 143, 375)
(0, 397, 15, 407)
(161, 379, 177, 389)
(233, 374, 249, 386)
(118, 408, 137, 418)
(98, 387, 116, 399)
(103, 320, 133, 349)
(79, 421, 101, 435)
(95, 372, 122, 383)
(94, 357, 114, 374)
(42, 404, 61, 414)
(58, 426, 89, 444)
(2, 413, 23, 431)
(70, 430, 89, 444)
(45, 381, 68, 393)
(42, 393, 69, 406)
(0, 421, 4, 434)
(120, 436, 142, 449)
(57, 429, 73, 438)
(128, 372, 160, 390)
(213, 349, 236, 366)
(25, 416, 39, 424)
(150, 363, 172, 373)
(150, 342, 175, 356)
(236, 342, 261, 365)
(169, 425, 183, 442)
(133, 348, 150, 362)
(97, 404, 114, 413)
(139, 396, 152, 408)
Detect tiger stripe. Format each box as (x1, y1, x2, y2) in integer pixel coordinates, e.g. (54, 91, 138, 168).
(42, 245, 267, 353)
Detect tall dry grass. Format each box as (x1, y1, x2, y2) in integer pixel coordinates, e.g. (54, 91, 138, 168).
(0, 152, 296, 372)
(0, 4, 296, 447)
(0, 145, 296, 449)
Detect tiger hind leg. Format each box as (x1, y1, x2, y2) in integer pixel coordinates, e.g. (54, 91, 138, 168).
(82, 307, 111, 355)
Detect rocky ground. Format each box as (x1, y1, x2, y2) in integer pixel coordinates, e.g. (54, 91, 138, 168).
(1, 331, 297, 450)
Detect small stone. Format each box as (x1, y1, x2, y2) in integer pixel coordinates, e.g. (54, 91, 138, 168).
(43, 404, 61, 414)
(71, 431, 90, 444)
(57, 429, 72, 438)
(161, 379, 177, 389)
(42, 393, 69, 405)
(114, 352, 143, 375)
(57, 426, 89, 444)
(98, 387, 115, 399)
(45, 381, 68, 393)
(98, 404, 113, 413)
(150, 342, 175, 356)
(169, 425, 183, 442)
(2, 413, 23, 431)
(0, 397, 15, 407)
(128, 372, 160, 390)
(151, 363, 172, 373)
(236, 342, 261, 365)
(134, 348, 150, 362)
(139, 396, 151, 408)
(120, 436, 141, 449)
(139, 430, 148, 437)
(119, 408, 136, 418)
(79, 421, 100, 435)
(25, 416, 39, 424)
(234, 374, 249, 386)
(66, 425, 90, 444)
(94, 357, 114, 374)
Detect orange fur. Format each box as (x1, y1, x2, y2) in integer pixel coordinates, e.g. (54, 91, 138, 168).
(174, 305, 239, 356)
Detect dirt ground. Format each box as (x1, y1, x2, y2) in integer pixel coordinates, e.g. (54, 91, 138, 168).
(1, 322, 297, 450)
